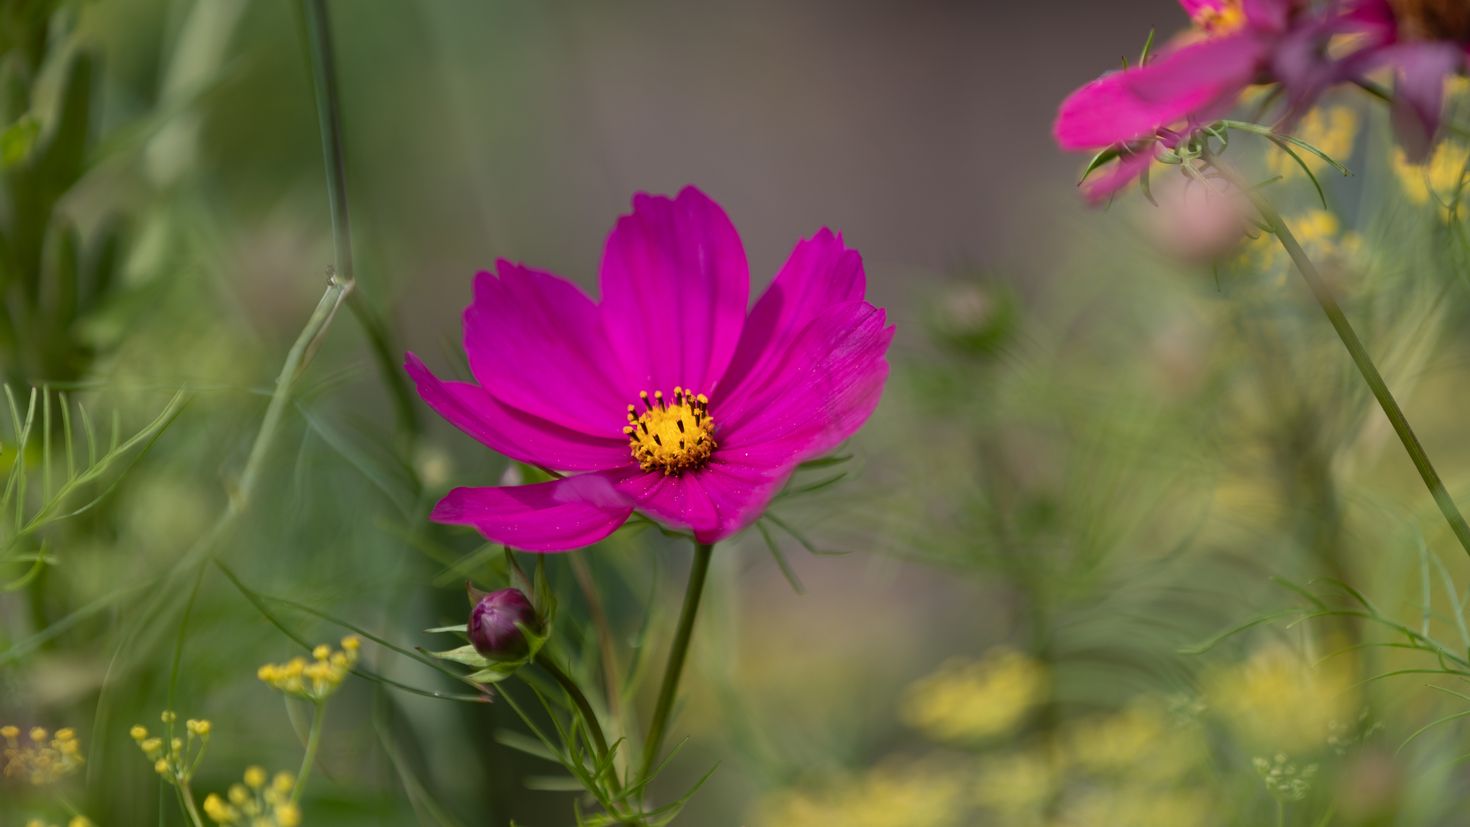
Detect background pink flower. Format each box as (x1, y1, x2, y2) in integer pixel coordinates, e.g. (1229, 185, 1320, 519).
(406, 187, 894, 551)
(1054, 0, 1365, 199)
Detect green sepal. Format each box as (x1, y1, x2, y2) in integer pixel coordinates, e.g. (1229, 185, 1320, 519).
(425, 618, 552, 685)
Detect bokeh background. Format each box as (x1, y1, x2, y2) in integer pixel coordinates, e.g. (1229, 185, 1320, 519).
(8, 0, 1470, 824)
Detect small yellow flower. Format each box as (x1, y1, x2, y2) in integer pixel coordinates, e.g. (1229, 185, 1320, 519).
(133, 709, 210, 785)
(205, 767, 300, 826)
(1393, 140, 1470, 215)
(0, 722, 85, 784)
(259, 638, 359, 701)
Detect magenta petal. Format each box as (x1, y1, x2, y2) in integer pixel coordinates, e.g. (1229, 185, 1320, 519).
(600, 187, 749, 395)
(430, 476, 633, 552)
(717, 229, 866, 401)
(405, 354, 628, 472)
(1081, 149, 1156, 203)
(1243, 0, 1289, 32)
(692, 460, 789, 543)
(718, 300, 893, 466)
(1054, 35, 1264, 150)
(465, 262, 629, 436)
(608, 460, 784, 543)
(1387, 43, 1464, 162)
(612, 469, 722, 540)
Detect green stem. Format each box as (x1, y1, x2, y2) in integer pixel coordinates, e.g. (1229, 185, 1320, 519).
(1253, 193, 1470, 561)
(537, 654, 622, 796)
(291, 701, 327, 806)
(178, 781, 206, 827)
(638, 541, 714, 785)
(300, 0, 420, 441)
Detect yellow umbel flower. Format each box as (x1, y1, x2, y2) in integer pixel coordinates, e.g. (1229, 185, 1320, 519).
(1059, 786, 1214, 827)
(974, 748, 1058, 818)
(1, 723, 85, 784)
(203, 767, 299, 826)
(23, 819, 93, 827)
(1394, 141, 1470, 214)
(1065, 698, 1207, 783)
(1205, 642, 1357, 752)
(130, 711, 211, 786)
(758, 760, 967, 827)
(901, 647, 1048, 742)
(257, 636, 360, 702)
(1236, 208, 1364, 278)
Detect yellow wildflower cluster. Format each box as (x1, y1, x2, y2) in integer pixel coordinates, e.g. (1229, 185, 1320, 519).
(130, 711, 211, 785)
(900, 647, 1047, 742)
(257, 636, 360, 702)
(1393, 140, 1470, 214)
(1238, 208, 1364, 278)
(1057, 787, 1215, 827)
(1205, 642, 1357, 751)
(202, 766, 301, 827)
(1066, 698, 1206, 783)
(1267, 105, 1359, 179)
(23, 818, 93, 827)
(1, 725, 84, 785)
(973, 748, 1058, 818)
(758, 761, 967, 827)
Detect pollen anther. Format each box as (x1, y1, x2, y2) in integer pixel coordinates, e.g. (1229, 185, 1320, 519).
(626, 387, 716, 475)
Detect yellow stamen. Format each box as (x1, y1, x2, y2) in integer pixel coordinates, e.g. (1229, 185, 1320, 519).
(624, 387, 716, 476)
(1193, 0, 1247, 36)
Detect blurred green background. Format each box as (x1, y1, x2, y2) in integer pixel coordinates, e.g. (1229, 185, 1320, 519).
(7, 0, 1470, 825)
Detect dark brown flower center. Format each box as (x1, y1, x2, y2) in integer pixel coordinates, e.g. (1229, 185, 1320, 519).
(1392, 0, 1470, 42)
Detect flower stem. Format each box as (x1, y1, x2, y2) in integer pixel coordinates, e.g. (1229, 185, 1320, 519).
(1254, 194, 1470, 560)
(178, 782, 206, 827)
(537, 654, 622, 796)
(299, 0, 420, 441)
(638, 541, 714, 785)
(291, 701, 327, 806)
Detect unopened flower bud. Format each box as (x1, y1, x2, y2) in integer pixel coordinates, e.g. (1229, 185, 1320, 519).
(468, 588, 538, 660)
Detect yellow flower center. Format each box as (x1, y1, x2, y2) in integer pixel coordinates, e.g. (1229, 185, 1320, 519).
(625, 387, 716, 476)
(1193, 0, 1247, 36)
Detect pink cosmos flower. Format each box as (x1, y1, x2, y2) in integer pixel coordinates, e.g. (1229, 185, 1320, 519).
(1346, 0, 1470, 160)
(405, 187, 893, 552)
(1055, 0, 1362, 200)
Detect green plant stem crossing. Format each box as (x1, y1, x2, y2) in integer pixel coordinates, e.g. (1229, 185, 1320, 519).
(1252, 193, 1470, 561)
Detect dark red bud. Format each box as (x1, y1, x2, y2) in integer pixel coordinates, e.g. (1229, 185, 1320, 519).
(468, 588, 537, 660)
